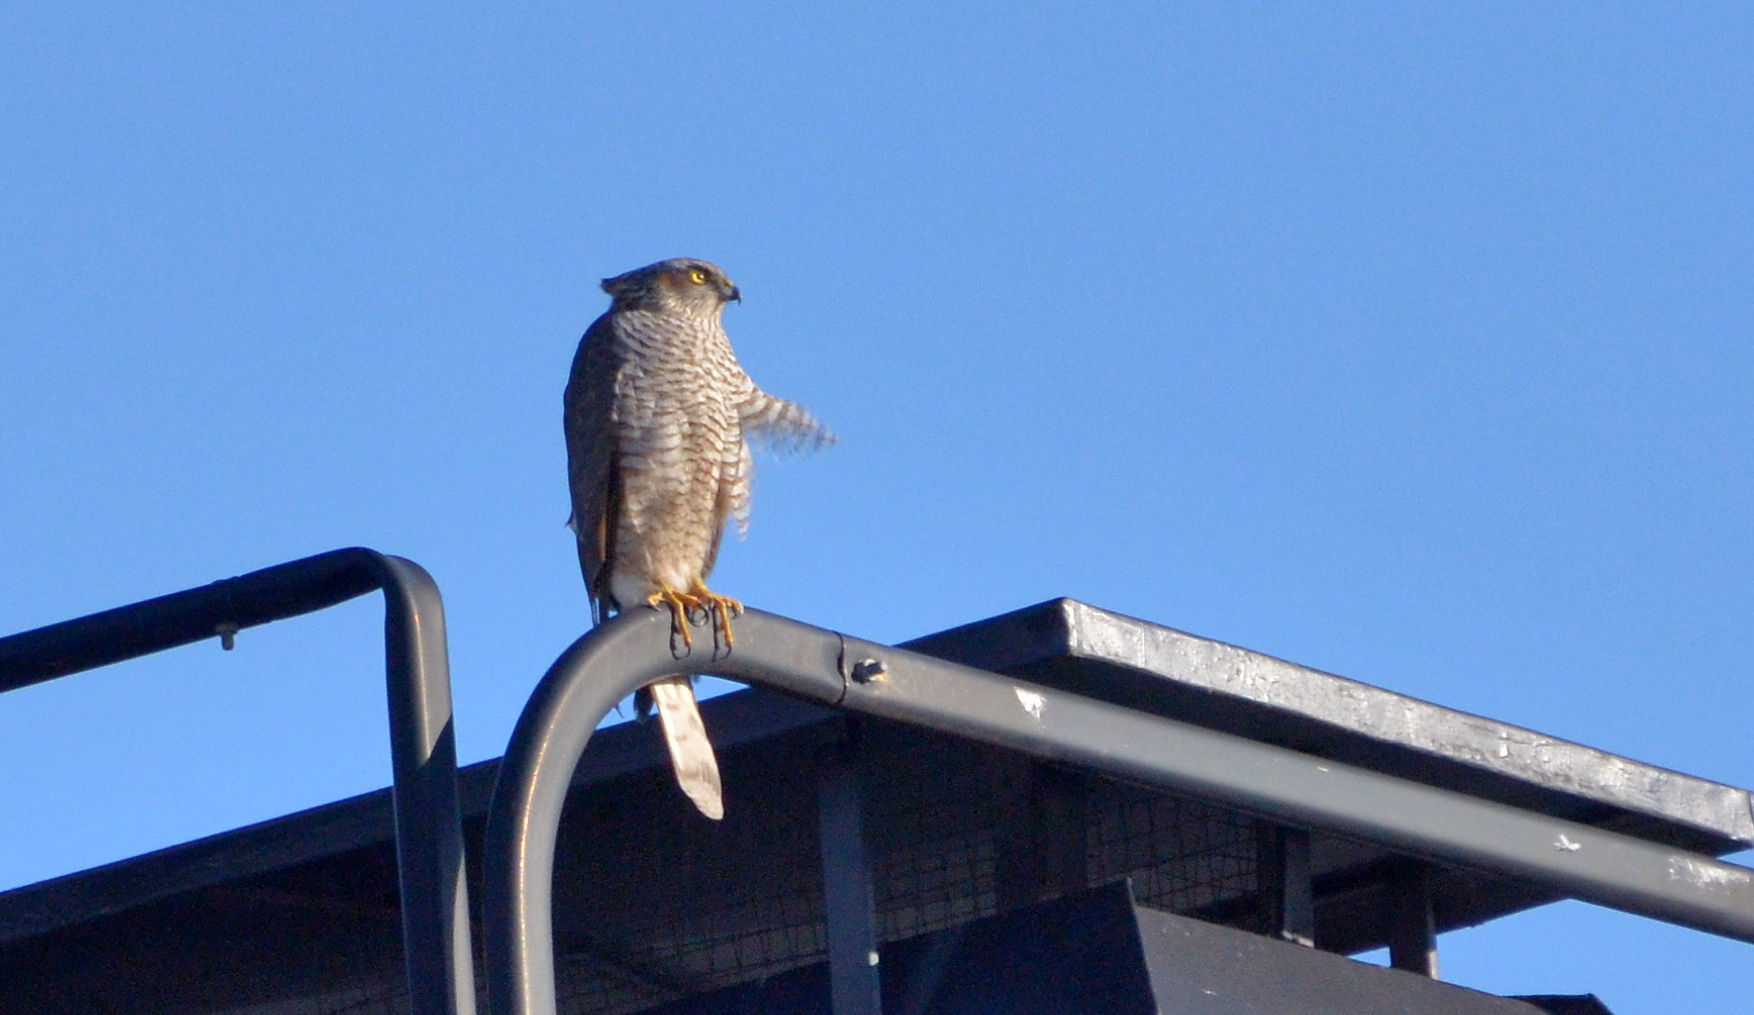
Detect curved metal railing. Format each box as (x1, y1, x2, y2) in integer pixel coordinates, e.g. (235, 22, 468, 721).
(480, 607, 1754, 1015)
(0, 547, 476, 1015)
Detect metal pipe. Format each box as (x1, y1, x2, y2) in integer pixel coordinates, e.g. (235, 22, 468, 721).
(0, 547, 477, 1015)
(480, 608, 846, 1015)
(833, 625, 1754, 942)
(817, 737, 882, 1015)
(483, 607, 1754, 1015)
(0, 551, 377, 693)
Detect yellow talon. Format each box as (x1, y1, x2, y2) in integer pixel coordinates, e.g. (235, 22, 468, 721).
(646, 581, 741, 649)
(687, 580, 743, 646)
(646, 583, 697, 649)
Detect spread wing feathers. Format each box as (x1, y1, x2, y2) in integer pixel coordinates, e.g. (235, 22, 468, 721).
(648, 677, 724, 820)
(739, 388, 835, 453)
(563, 315, 623, 622)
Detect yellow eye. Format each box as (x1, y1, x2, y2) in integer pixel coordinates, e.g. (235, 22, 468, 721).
(688, 268, 709, 284)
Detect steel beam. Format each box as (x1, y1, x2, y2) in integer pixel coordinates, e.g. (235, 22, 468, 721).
(818, 737, 882, 1015)
(482, 608, 1754, 1015)
(1259, 825, 1315, 947)
(1388, 860, 1440, 977)
(0, 548, 476, 1015)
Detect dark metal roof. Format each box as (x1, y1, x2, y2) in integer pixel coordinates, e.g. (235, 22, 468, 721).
(1129, 890, 1587, 1015)
(0, 689, 832, 948)
(0, 598, 1742, 1012)
(906, 599, 1753, 852)
(604, 884, 1608, 1015)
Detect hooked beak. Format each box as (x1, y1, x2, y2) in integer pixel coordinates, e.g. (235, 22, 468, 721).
(725, 284, 742, 304)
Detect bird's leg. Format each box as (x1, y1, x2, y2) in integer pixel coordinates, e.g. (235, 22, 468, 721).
(646, 583, 697, 650)
(686, 580, 744, 646)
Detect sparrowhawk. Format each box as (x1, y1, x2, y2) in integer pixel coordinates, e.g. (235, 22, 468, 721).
(564, 258, 832, 819)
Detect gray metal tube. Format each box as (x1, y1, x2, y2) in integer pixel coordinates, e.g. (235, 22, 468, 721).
(367, 554, 478, 1015)
(835, 628, 1754, 941)
(0, 548, 477, 1015)
(483, 608, 1754, 1015)
(0, 549, 378, 692)
(817, 740, 882, 1015)
(481, 608, 847, 1015)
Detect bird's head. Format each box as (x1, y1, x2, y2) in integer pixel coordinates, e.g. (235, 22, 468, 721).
(601, 258, 741, 315)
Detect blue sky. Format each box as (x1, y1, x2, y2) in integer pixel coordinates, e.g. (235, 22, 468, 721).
(3, 3, 1750, 1009)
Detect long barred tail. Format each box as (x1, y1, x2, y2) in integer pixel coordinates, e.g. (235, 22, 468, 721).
(648, 677, 724, 820)
(741, 389, 835, 452)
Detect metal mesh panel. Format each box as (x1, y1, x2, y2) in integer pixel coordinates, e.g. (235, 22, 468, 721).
(311, 985, 405, 1015)
(540, 723, 1277, 1013)
(212, 722, 1284, 1015)
(864, 724, 1269, 936)
(1086, 780, 1266, 929)
(547, 738, 830, 1015)
(550, 849, 825, 1015)
(213, 977, 407, 1015)
(866, 729, 1003, 941)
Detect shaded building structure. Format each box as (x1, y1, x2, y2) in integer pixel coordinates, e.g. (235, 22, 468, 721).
(1, 566, 1748, 1014)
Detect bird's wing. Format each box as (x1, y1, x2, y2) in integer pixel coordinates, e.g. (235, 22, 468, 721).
(563, 313, 623, 622)
(738, 387, 835, 452)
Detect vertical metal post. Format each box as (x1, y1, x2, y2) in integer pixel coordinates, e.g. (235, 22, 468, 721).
(1387, 860, 1439, 977)
(818, 737, 882, 1015)
(372, 555, 479, 1015)
(480, 609, 851, 1015)
(0, 548, 477, 1015)
(1258, 825, 1315, 947)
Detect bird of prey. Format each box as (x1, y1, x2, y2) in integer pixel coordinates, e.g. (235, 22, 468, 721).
(564, 258, 833, 820)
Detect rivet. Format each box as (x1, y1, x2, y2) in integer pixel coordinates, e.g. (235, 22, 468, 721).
(850, 657, 887, 683)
